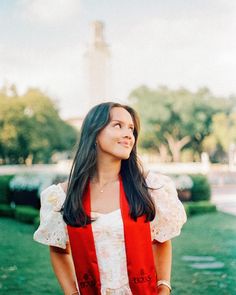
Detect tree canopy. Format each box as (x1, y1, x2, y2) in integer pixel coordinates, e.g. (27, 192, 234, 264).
(0, 85, 78, 164)
(129, 85, 235, 162)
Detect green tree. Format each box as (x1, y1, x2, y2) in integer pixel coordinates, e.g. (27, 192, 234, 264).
(0, 86, 77, 164)
(203, 112, 236, 163)
(129, 86, 228, 162)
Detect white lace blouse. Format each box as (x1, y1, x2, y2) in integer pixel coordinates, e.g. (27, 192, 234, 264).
(34, 172, 187, 294)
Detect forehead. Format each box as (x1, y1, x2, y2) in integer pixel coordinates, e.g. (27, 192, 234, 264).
(110, 107, 134, 124)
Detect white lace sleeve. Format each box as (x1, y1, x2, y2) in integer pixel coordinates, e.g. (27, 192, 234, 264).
(33, 184, 68, 249)
(146, 172, 187, 243)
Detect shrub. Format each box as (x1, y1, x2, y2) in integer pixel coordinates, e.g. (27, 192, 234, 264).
(184, 201, 216, 217)
(0, 175, 14, 204)
(9, 173, 54, 193)
(172, 175, 193, 202)
(175, 175, 193, 190)
(190, 174, 211, 202)
(0, 204, 15, 217)
(9, 173, 55, 209)
(14, 205, 39, 224)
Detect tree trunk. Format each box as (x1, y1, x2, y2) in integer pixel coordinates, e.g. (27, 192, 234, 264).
(165, 134, 191, 162)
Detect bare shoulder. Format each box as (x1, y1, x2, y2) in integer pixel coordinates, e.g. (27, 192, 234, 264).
(59, 181, 68, 193)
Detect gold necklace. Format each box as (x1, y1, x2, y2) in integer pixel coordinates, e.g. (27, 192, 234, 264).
(91, 177, 119, 193)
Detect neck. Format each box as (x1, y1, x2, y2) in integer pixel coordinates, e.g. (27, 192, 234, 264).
(93, 155, 121, 185)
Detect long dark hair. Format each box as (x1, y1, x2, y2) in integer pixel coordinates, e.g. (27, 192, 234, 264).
(62, 102, 156, 227)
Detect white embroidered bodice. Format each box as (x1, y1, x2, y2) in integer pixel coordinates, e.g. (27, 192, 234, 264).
(34, 172, 187, 294)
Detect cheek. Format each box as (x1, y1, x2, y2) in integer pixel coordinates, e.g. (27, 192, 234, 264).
(97, 128, 119, 146)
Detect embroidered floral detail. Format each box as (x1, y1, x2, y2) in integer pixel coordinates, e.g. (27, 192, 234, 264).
(47, 193, 59, 205)
(148, 172, 187, 243)
(34, 173, 187, 294)
(33, 184, 68, 249)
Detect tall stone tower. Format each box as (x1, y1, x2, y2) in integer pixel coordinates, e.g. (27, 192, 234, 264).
(84, 21, 112, 109)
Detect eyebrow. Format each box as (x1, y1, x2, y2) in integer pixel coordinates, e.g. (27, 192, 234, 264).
(111, 119, 134, 127)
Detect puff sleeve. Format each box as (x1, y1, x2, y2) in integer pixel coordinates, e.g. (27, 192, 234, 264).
(33, 184, 68, 249)
(146, 172, 187, 243)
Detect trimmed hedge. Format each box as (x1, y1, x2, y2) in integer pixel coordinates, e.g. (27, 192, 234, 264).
(0, 204, 39, 224)
(0, 175, 14, 204)
(171, 173, 211, 202)
(1, 201, 216, 224)
(14, 206, 39, 224)
(0, 204, 15, 217)
(190, 174, 211, 202)
(184, 201, 217, 217)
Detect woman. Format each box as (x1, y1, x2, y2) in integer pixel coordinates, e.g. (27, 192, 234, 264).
(34, 102, 187, 295)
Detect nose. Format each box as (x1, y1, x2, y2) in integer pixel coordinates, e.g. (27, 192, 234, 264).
(124, 134, 132, 139)
(123, 128, 133, 139)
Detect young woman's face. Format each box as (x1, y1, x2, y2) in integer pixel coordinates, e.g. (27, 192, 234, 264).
(96, 107, 136, 160)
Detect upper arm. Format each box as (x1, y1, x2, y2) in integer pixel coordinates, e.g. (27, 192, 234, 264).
(50, 242, 71, 254)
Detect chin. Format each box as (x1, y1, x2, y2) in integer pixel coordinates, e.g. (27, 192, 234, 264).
(109, 150, 129, 160)
(117, 152, 131, 160)
(108, 147, 132, 160)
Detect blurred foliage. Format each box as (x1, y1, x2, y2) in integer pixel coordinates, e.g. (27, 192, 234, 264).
(129, 85, 236, 162)
(190, 174, 211, 202)
(14, 205, 39, 224)
(202, 112, 236, 163)
(184, 201, 217, 217)
(0, 204, 39, 223)
(0, 175, 14, 203)
(0, 203, 15, 217)
(0, 84, 78, 164)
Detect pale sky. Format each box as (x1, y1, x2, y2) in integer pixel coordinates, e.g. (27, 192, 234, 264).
(0, 0, 236, 119)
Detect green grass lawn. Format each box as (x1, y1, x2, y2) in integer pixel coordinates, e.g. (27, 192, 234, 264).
(0, 218, 62, 295)
(0, 212, 235, 295)
(172, 212, 236, 295)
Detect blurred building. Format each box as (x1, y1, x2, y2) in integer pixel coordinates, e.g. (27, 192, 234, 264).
(84, 21, 112, 109)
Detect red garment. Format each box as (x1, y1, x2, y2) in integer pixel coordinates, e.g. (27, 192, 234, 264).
(67, 177, 157, 294)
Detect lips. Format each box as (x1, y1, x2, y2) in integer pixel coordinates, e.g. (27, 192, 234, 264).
(118, 141, 131, 148)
